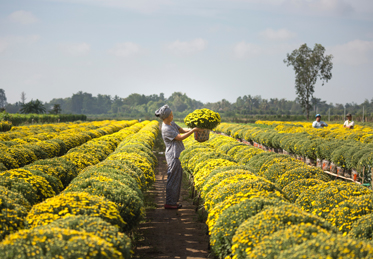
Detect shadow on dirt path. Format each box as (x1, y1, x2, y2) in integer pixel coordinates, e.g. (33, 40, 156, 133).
(133, 154, 211, 259)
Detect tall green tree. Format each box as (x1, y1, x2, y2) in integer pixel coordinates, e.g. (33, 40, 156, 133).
(50, 104, 62, 114)
(0, 89, 7, 108)
(284, 43, 333, 120)
(20, 99, 46, 114)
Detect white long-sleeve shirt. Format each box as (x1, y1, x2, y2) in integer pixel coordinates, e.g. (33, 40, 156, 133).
(344, 120, 355, 128)
(312, 121, 328, 128)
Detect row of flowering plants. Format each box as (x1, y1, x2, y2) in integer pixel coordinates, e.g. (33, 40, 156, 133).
(0, 120, 138, 170)
(0, 120, 159, 258)
(0, 121, 143, 239)
(215, 122, 373, 182)
(0, 112, 87, 125)
(181, 131, 373, 258)
(0, 121, 12, 132)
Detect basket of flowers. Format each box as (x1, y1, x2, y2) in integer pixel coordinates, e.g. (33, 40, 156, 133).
(184, 109, 221, 142)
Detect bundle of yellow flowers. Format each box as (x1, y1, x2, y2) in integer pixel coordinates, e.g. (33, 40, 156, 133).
(184, 108, 221, 130)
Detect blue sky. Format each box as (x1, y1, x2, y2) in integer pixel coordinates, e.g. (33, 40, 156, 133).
(1, 0, 373, 105)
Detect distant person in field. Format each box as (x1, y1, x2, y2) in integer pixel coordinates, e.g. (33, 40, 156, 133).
(155, 105, 203, 209)
(343, 113, 354, 129)
(312, 114, 328, 128)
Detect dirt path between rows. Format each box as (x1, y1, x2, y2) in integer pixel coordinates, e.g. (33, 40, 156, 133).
(133, 154, 211, 259)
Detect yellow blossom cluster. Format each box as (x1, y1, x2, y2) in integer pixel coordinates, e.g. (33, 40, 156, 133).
(0, 119, 160, 259)
(0, 227, 125, 259)
(216, 122, 373, 178)
(0, 120, 138, 170)
(0, 121, 12, 132)
(183, 123, 373, 258)
(184, 108, 221, 130)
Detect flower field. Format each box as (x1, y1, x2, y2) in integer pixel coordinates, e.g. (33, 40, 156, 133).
(0, 113, 87, 126)
(218, 121, 373, 182)
(0, 119, 159, 258)
(181, 124, 373, 259)
(0, 120, 139, 170)
(0, 121, 12, 132)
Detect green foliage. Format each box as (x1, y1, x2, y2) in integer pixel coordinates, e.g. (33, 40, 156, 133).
(0, 112, 87, 126)
(20, 99, 46, 114)
(284, 43, 333, 119)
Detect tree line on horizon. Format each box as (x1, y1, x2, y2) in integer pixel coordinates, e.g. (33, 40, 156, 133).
(2, 89, 373, 120)
(2, 43, 371, 121)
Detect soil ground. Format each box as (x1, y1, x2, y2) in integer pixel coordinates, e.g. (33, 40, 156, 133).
(133, 153, 212, 259)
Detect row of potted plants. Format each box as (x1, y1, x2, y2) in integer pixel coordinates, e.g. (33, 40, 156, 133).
(180, 132, 373, 258)
(215, 123, 373, 183)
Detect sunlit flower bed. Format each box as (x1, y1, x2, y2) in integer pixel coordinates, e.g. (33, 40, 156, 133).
(0, 120, 138, 170)
(0, 120, 160, 258)
(181, 130, 373, 259)
(215, 122, 373, 184)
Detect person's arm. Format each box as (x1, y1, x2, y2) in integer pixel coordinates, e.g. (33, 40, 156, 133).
(174, 128, 203, 141)
(346, 124, 354, 129)
(321, 121, 328, 127)
(179, 127, 190, 134)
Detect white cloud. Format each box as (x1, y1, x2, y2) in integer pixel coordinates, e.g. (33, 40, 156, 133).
(0, 39, 9, 53)
(166, 38, 207, 56)
(329, 39, 373, 66)
(24, 74, 43, 85)
(260, 28, 296, 41)
(0, 35, 40, 54)
(282, 0, 354, 15)
(233, 41, 299, 59)
(108, 42, 142, 57)
(233, 42, 262, 59)
(60, 43, 91, 56)
(8, 10, 39, 24)
(45, 0, 172, 13)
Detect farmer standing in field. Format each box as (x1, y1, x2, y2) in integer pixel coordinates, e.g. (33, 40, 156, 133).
(155, 105, 203, 209)
(312, 114, 328, 128)
(343, 113, 355, 129)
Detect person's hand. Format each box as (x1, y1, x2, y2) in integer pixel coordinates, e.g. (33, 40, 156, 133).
(193, 128, 204, 132)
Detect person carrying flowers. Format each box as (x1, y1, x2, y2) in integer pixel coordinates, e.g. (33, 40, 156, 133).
(155, 105, 203, 209)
